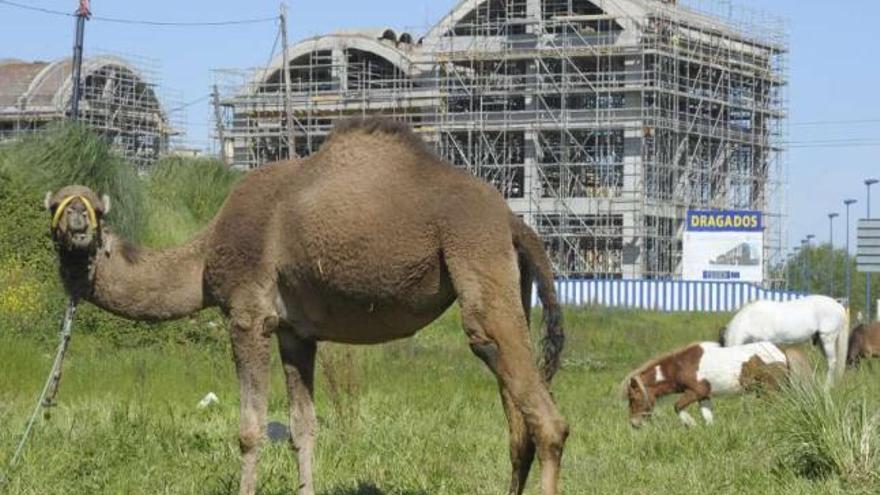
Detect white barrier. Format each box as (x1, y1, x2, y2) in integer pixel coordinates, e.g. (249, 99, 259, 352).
(535, 279, 805, 312)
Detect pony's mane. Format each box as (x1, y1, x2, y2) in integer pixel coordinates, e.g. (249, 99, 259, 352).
(325, 117, 435, 157)
(616, 342, 704, 399)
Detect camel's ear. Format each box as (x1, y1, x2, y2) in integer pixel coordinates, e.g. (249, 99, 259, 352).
(44, 191, 54, 211)
(100, 194, 111, 214)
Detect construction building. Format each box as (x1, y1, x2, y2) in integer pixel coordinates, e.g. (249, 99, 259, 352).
(0, 55, 172, 169)
(214, 0, 787, 281)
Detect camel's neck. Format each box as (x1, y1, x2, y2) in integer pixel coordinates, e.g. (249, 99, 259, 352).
(61, 231, 212, 321)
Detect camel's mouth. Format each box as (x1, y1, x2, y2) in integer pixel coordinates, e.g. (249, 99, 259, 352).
(54, 227, 98, 251)
(71, 231, 92, 247)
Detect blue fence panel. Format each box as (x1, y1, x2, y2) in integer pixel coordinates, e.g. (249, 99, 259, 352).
(535, 279, 806, 313)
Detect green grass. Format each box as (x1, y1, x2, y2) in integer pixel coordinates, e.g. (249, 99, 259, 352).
(1, 307, 878, 495)
(770, 377, 880, 485)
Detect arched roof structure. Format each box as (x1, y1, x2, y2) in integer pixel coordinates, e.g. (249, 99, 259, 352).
(0, 55, 170, 169)
(255, 32, 416, 88)
(0, 55, 164, 116)
(422, 0, 742, 42)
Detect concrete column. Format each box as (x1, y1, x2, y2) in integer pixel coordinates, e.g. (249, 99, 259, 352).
(622, 127, 643, 278)
(522, 129, 538, 228)
(332, 47, 347, 91)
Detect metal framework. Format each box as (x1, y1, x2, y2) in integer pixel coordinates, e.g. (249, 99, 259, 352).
(214, 0, 787, 281)
(0, 54, 173, 170)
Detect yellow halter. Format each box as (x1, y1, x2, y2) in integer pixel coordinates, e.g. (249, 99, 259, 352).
(51, 195, 98, 230)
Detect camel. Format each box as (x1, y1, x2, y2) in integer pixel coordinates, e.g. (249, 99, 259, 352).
(44, 118, 569, 495)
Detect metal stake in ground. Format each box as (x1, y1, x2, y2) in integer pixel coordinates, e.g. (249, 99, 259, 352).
(7, 298, 78, 470)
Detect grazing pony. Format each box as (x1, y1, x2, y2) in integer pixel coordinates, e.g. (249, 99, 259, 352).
(847, 322, 880, 367)
(720, 295, 848, 386)
(622, 342, 810, 428)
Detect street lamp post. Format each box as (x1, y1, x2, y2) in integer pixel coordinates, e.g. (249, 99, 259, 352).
(804, 235, 815, 292)
(828, 213, 839, 297)
(865, 179, 878, 321)
(785, 251, 794, 291)
(845, 199, 858, 313)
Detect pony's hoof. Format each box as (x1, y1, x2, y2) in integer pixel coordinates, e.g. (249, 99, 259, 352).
(678, 411, 697, 427)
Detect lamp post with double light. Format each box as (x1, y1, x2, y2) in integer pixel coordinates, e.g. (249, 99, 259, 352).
(804, 235, 815, 292)
(828, 213, 839, 297)
(865, 179, 878, 321)
(845, 199, 858, 312)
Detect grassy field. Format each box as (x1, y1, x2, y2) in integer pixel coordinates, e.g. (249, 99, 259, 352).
(0, 126, 877, 493)
(1, 306, 878, 495)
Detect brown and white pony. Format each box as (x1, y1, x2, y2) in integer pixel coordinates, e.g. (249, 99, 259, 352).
(847, 322, 880, 367)
(622, 342, 810, 428)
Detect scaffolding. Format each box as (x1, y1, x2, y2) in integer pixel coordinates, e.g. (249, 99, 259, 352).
(213, 0, 787, 282)
(0, 54, 174, 170)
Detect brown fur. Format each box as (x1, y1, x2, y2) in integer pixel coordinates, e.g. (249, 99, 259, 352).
(739, 356, 786, 392)
(619, 341, 705, 398)
(740, 347, 811, 393)
(46, 117, 567, 495)
(848, 322, 880, 367)
(622, 343, 709, 428)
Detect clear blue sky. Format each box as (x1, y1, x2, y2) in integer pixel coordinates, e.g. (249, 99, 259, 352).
(1, 0, 878, 255)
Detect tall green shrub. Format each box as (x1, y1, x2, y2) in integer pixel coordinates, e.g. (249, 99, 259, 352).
(142, 156, 241, 247)
(0, 124, 145, 241)
(772, 379, 880, 486)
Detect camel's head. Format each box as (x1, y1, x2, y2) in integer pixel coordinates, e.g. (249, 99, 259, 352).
(44, 185, 110, 252)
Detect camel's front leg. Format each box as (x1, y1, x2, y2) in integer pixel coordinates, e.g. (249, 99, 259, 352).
(231, 311, 275, 495)
(277, 328, 318, 495)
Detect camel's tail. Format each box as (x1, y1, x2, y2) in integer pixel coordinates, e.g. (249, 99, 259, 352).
(512, 217, 564, 383)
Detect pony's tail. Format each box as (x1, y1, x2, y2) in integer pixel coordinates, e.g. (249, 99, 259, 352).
(833, 315, 849, 381)
(512, 216, 564, 383)
(782, 347, 812, 384)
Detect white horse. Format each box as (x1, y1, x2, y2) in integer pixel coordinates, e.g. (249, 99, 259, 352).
(720, 295, 848, 386)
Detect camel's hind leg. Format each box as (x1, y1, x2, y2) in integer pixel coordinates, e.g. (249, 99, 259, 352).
(470, 341, 536, 495)
(230, 309, 277, 495)
(277, 328, 318, 495)
(452, 260, 568, 495)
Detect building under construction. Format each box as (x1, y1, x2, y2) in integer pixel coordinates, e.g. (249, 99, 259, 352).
(0, 55, 172, 169)
(214, 0, 787, 280)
